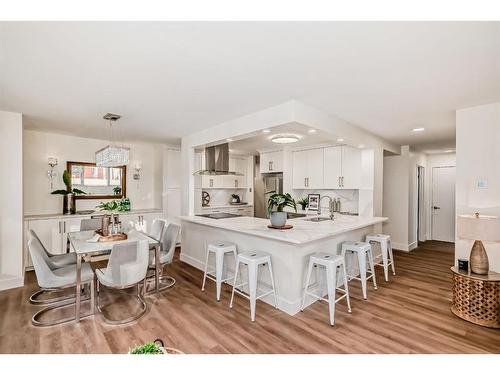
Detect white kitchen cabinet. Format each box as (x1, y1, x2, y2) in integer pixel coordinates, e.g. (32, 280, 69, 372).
(292, 148, 324, 189)
(28, 218, 65, 255)
(201, 175, 224, 189)
(222, 175, 246, 189)
(341, 146, 362, 189)
(260, 151, 283, 173)
(118, 212, 162, 232)
(323, 146, 343, 188)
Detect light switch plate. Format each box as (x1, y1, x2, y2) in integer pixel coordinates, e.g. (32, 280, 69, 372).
(476, 178, 488, 189)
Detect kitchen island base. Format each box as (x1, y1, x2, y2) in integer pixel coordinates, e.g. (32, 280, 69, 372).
(180, 216, 385, 316)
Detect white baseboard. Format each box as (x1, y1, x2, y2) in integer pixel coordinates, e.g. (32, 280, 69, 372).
(0, 274, 24, 291)
(179, 252, 331, 316)
(391, 242, 415, 252)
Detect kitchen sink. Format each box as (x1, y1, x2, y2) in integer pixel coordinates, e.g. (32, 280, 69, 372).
(304, 217, 332, 222)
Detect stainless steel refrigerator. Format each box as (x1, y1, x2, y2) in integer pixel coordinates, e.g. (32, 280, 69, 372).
(254, 169, 283, 219)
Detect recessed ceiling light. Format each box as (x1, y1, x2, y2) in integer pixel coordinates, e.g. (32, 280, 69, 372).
(262, 129, 271, 133)
(337, 138, 344, 142)
(412, 127, 425, 132)
(226, 138, 233, 142)
(308, 128, 317, 134)
(444, 149, 454, 153)
(271, 135, 299, 144)
(358, 144, 365, 149)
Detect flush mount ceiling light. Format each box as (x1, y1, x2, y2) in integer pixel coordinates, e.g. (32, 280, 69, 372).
(412, 127, 425, 132)
(95, 113, 130, 167)
(226, 138, 233, 142)
(271, 135, 299, 144)
(307, 128, 317, 133)
(358, 144, 366, 149)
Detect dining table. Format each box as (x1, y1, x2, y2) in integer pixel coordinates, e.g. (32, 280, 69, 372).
(68, 229, 161, 323)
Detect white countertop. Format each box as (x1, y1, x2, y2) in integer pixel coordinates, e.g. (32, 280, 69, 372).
(180, 214, 387, 245)
(201, 204, 253, 210)
(25, 208, 162, 221)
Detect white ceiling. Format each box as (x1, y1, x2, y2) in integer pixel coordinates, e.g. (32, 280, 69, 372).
(1, 22, 499, 147)
(218, 122, 339, 155)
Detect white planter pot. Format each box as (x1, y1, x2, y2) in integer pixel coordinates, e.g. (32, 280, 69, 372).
(270, 211, 287, 227)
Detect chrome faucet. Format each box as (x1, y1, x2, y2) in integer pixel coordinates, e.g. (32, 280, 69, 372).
(318, 195, 335, 220)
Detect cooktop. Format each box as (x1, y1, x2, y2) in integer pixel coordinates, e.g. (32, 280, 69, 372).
(196, 213, 242, 219)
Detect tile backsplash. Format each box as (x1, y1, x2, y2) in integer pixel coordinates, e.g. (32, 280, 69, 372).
(292, 189, 359, 214)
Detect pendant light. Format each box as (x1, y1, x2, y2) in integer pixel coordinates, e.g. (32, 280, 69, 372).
(95, 113, 130, 167)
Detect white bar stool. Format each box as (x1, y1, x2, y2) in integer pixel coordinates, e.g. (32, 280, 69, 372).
(341, 241, 377, 299)
(201, 241, 238, 301)
(365, 234, 395, 282)
(229, 251, 277, 322)
(301, 252, 351, 326)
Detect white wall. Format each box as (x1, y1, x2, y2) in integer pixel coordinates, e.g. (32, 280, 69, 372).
(456, 102, 500, 272)
(0, 111, 24, 290)
(383, 146, 410, 250)
(23, 130, 165, 215)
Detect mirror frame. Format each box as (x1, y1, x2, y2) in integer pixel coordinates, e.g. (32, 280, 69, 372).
(67, 161, 127, 200)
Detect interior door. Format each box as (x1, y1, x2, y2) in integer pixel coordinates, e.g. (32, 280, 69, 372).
(431, 166, 456, 242)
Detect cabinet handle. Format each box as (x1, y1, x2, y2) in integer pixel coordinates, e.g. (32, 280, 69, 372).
(58, 221, 62, 234)
(269, 161, 272, 171)
(341, 176, 344, 187)
(338, 176, 341, 187)
(63, 221, 66, 233)
(304, 177, 307, 187)
(235, 179, 238, 188)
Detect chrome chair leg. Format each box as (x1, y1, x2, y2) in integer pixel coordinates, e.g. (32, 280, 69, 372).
(29, 288, 76, 306)
(96, 280, 147, 325)
(31, 283, 92, 327)
(144, 265, 176, 294)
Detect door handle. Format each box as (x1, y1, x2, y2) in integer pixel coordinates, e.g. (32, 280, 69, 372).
(433, 206, 441, 210)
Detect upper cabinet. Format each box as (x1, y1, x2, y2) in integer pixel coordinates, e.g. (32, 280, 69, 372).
(292, 148, 324, 189)
(260, 151, 283, 173)
(201, 156, 247, 189)
(293, 145, 362, 190)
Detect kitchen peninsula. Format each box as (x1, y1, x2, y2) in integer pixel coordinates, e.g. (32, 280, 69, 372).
(180, 214, 387, 315)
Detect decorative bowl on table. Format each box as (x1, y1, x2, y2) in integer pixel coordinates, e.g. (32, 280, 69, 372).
(95, 229, 128, 242)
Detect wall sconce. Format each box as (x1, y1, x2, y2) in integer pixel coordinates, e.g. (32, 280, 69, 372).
(133, 162, 142, 180)
(47, 157, 58, 189)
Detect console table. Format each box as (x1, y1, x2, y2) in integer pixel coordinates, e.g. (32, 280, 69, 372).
(451, 266, 500, 328)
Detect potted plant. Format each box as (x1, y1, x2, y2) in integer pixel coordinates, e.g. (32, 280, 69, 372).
(267, 193, 296, 227)
(51, 170, 86, 214)
(297, 197, 308, 210)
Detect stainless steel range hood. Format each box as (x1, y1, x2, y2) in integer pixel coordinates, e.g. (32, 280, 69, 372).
(194, 143, 243, 175)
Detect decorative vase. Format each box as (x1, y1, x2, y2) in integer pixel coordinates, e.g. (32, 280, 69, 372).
(469, 240, 489, 274)
(63, 193, 76, 214)
(300, 204, 307, 210)
(270, 211, 287, 227)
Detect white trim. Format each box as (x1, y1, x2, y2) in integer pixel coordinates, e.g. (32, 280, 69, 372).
(0, 274, 24, 291)
(391, 241, 414, 252)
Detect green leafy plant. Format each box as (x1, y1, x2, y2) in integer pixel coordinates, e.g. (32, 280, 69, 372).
(96, 198, 130, 212)
(267, 193, 296, 216)
(129, 342, 163, 354)
(297, 197, 308, 210)
(51, 170, 86, 195)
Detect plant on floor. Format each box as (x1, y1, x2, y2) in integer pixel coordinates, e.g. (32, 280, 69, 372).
(297, 196, 308, 210)
(51, 170, 86, 214)
(129, 341, 163, 354)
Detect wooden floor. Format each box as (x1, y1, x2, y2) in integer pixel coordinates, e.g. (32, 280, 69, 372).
(0, 241, 499, 354)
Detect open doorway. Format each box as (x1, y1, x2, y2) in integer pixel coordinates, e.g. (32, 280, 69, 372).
(416, 165, 425, 243)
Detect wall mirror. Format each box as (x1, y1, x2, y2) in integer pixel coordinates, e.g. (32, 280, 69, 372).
(67, 161, 126, 200)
